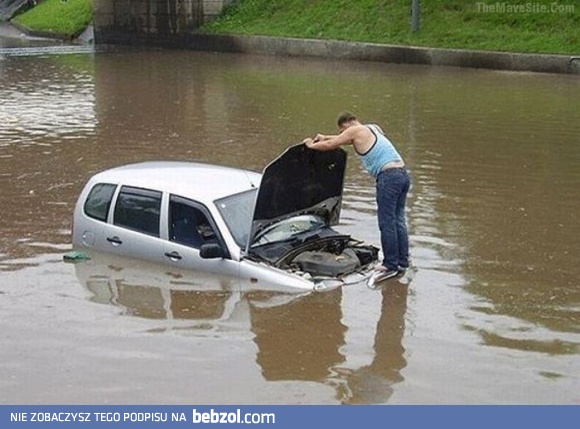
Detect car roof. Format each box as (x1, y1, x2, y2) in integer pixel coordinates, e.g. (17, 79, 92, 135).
(90, 161, 261, 203)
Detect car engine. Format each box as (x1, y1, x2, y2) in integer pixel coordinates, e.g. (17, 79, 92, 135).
(250, 233, 378, 278)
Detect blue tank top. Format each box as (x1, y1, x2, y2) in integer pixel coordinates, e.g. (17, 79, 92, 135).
(357, 124, 403, 177)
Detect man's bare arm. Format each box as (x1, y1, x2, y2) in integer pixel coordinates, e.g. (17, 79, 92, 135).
(314, 133, 339, 141)
(303, 127, 356, 151)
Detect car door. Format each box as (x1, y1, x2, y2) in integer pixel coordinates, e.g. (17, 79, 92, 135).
(98, 185, 165, 264)
(162, 195, 240, 286)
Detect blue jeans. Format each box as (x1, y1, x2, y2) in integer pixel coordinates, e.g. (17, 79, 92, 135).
(375, 168, 410, 271)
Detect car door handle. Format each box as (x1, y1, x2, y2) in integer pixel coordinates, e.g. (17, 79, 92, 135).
(164, 251, 182, 261)
(106, 236, 123, 246)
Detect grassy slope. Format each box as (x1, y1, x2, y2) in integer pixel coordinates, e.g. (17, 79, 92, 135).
(203, 0, 579, 54)
(12, 0, 92, 37)
(10, 0, 578, 53)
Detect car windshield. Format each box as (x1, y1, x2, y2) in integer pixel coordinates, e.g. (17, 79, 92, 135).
(252, 214, 326, 247)
(215, 189, 257, 247)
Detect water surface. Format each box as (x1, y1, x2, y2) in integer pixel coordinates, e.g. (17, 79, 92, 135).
(1, 43, 579, 404)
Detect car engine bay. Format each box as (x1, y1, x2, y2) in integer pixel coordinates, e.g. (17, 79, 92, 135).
(249, 230, 379, 278)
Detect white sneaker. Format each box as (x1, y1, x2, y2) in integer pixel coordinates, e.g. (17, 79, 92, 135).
(366, 268, 399, 289)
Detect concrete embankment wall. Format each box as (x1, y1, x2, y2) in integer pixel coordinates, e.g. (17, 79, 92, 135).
(186, 34, 580, 75)
(92, 0, 234, 44)
(88, 0, 578, 75)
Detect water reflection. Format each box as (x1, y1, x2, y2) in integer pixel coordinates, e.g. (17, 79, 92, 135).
(75, 251, 243, 322)
(345, 284, 407, 404)
(2, 43, 579, 403)
(250, 289, 346, 382)
(73, 252, 409, 404)
(251, 283, 409, 405)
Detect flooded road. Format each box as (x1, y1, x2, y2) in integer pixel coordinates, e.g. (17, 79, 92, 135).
(1, 38, 579, 404)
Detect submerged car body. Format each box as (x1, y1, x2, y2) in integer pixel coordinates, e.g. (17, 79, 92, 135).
(72, 144, 379, 292)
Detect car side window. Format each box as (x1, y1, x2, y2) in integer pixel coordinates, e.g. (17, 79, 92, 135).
(84, 183, 117, 222)
(169, 197, 218, 249)
(113, 186, 162, 237)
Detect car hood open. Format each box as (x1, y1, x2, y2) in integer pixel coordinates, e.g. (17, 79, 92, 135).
(247, 144, 347, 250)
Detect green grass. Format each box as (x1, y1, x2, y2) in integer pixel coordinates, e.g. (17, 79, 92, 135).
(202, 0, 579, 54)
(12, 0, 92, 38)
(11, 0, 578, 53)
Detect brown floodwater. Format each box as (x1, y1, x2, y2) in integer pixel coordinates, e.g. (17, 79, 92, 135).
(0, 40, 579, 404)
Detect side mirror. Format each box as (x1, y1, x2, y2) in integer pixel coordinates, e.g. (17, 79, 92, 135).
(199, 243, 225, 259)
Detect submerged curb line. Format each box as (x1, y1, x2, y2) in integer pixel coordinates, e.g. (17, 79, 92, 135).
(185, 34, 579, 75)
(5, 21, 578, 75)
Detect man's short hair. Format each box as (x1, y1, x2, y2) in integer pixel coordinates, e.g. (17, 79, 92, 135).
(337, 111, 358, 127)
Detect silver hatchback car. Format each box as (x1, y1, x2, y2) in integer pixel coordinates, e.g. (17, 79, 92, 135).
(72, 144, 379, 292)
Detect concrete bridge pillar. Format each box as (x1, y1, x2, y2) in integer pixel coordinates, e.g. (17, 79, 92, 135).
(92, 0, 234, 45)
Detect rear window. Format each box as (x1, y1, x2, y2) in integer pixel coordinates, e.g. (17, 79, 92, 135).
(84, 183, 116, 222)
(113, 186, 162, 237)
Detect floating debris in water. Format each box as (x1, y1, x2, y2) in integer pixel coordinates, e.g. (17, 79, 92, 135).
(63, 251, 90, 262)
